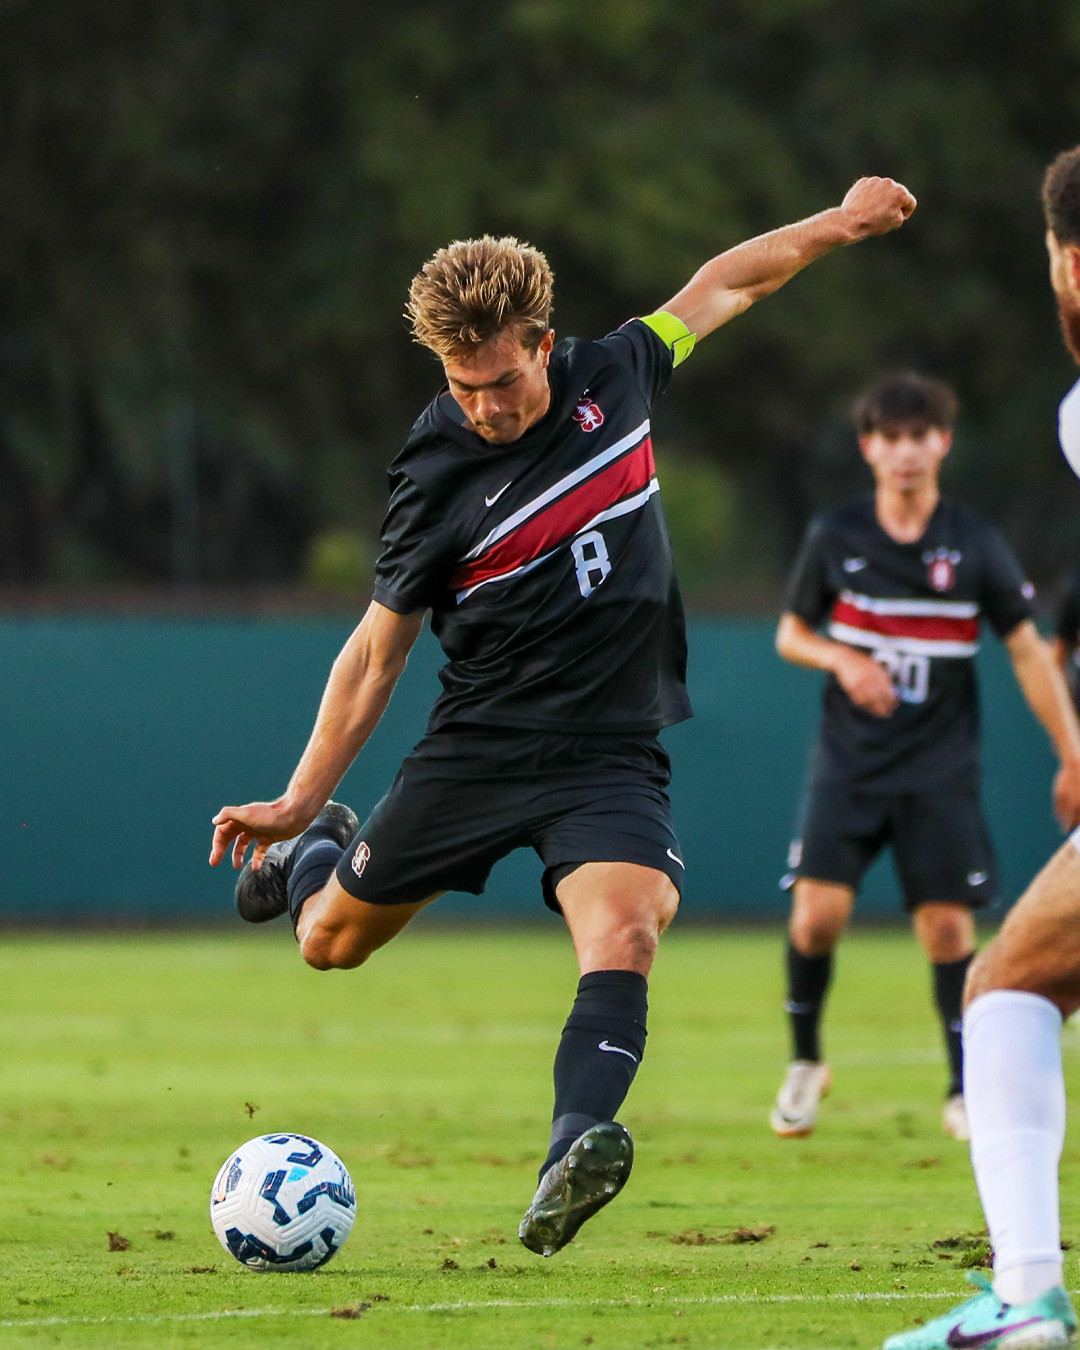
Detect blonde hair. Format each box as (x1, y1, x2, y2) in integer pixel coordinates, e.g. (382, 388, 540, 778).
(406, 235, 554, 360)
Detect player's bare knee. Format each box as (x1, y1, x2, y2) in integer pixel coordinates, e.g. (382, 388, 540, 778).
(655, 882, 681, 934)
(789, 909, 841, 957)
(914, 908, 975, 964)
(298, 919, 371, 972)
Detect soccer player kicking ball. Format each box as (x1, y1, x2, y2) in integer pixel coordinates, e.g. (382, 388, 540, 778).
(210, 177, 915, 1258)
(885, 147, 1080, 1350)
(771, 373, 1080, 1145)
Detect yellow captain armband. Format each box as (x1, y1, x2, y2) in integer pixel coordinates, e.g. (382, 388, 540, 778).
(640, 310, 697, 369)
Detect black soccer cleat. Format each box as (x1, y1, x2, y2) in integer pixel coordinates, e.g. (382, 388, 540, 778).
(518, 1121, 634, 1257)
(234, 801, 359, 923)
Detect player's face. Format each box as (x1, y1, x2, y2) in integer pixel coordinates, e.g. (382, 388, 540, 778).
(1047, 230, 1080, 366)
(442, 328, 555, 444)
(859, 424, 951, 495)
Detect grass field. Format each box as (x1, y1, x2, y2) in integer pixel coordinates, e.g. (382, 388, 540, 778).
(3, 923, 1080, 1349)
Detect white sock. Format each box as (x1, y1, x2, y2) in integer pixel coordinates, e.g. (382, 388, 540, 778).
(963, 990, 1065, 1305)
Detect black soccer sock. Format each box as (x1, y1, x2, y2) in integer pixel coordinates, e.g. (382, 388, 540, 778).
(286, 824, 348, 930)
(785, 941, 833, 1063)
(932, 953, 973, 1097)
(540, 969, 649, 1180)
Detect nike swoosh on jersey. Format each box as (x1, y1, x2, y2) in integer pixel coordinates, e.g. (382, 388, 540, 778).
(666, 847, 684, 868)
(945, 1316, 1041, 1348)
(598, 1040, 638, 1062)
(967, 871, 988, 886)
(484, 481, 513, 507)
(843, 557, 868, 572)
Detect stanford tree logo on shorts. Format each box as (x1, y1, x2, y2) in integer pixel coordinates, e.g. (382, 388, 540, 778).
(351, 841, 371, 878)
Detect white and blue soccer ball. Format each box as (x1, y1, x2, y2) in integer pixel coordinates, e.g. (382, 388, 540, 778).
(210, 1133, 356, 1272)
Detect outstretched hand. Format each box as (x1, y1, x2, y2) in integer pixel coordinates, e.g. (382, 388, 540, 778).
(840, 176, 917, 239)
(209, 799, 317, 871)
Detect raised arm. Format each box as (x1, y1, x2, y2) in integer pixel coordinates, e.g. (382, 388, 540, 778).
(210, 600, 425, 870)
(1005, 618, 1080, 830)
(662, 177, 916, 341)
(776, 611, 898, 718)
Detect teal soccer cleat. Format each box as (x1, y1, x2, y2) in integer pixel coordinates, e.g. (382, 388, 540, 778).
(884, 1272, 1077, 1350)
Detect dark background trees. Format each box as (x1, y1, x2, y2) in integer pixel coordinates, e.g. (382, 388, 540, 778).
(3, 0, 1080, 606)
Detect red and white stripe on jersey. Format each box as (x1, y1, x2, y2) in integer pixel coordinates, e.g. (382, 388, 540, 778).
(450, 418, 658, 602)
(828, 589, 980, 658)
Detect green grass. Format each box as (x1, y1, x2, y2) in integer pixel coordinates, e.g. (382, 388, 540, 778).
(2, 923, 1079, 1349)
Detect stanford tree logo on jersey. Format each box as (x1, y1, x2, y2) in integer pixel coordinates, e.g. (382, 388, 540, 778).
(573, 393, 605, 431)
(923, 546, 961, 593)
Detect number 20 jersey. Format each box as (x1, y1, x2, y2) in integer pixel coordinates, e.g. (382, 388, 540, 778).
(372, 319, 693, 735)
(785, 496, 1034, 793)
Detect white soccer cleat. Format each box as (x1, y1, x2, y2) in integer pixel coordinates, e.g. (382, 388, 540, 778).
(770, 1060, 831, 1138)
(942, 1093, 970, 1141)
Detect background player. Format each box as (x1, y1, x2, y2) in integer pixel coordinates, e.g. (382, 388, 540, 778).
(884, 146, 1080, 1350)
(209, 178, 915, 1258)
(771, 372, 1080, 1144)
(1051, 567, 1080, 713)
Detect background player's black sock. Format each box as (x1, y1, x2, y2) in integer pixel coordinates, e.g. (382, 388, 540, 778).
(286, 824, 348, 929)
(785, 941, 833, 1063)
(932, 952, 973, 1097)
(540, 969, 648, 1180)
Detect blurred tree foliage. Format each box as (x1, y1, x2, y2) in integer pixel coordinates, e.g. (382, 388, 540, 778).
(3, 0, 1080, 603)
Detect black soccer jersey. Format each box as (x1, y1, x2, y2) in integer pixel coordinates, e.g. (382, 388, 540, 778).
(785, 496, 1035, 792)
(372, 318, 693, 734)
(1054, 567, 1080, 711)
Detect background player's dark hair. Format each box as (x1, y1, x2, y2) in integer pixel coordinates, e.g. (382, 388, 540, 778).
(852, 372, 958, 435)
(1043, 147, 1080, 247)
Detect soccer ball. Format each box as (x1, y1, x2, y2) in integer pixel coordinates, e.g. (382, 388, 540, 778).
(210, 1133, 356, 1271)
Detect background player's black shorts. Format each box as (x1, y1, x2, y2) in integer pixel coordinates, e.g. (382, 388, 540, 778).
(782, 784, 997, 910)
(335, 725, 684, 911)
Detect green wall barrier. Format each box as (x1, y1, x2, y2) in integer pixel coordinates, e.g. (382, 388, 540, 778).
(1, 616, 1062, 923)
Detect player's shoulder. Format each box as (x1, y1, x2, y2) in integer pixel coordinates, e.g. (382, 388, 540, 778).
(561, 323, 654, 374)
(937, 497, 1006, 546)
(387, 393, 479, 494)
(806, 496, 876, 539)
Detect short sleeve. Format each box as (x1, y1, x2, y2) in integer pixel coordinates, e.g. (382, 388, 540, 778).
(978, 523, 1036, 637)
(596, 313, 692, 409)
(372, 469, 457, 614)
(782, 517, 834, 627)
(1056, 571, 1080, 643)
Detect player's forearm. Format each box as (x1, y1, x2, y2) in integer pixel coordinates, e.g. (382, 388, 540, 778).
(665, 177, 914, 340)
(703, 210, 852, 305)
(665, 210, 854, 339)
(283, 672, 397, 815)
(776, 613, 850, 675)
(282, 607, 420, 815)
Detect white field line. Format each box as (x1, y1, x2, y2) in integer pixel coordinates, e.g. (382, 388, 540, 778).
(0, 1286, 1021, 1329)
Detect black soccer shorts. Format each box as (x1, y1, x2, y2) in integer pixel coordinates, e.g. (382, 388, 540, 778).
(335, 725, 685, 911)
(782, 784, 997, 910)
